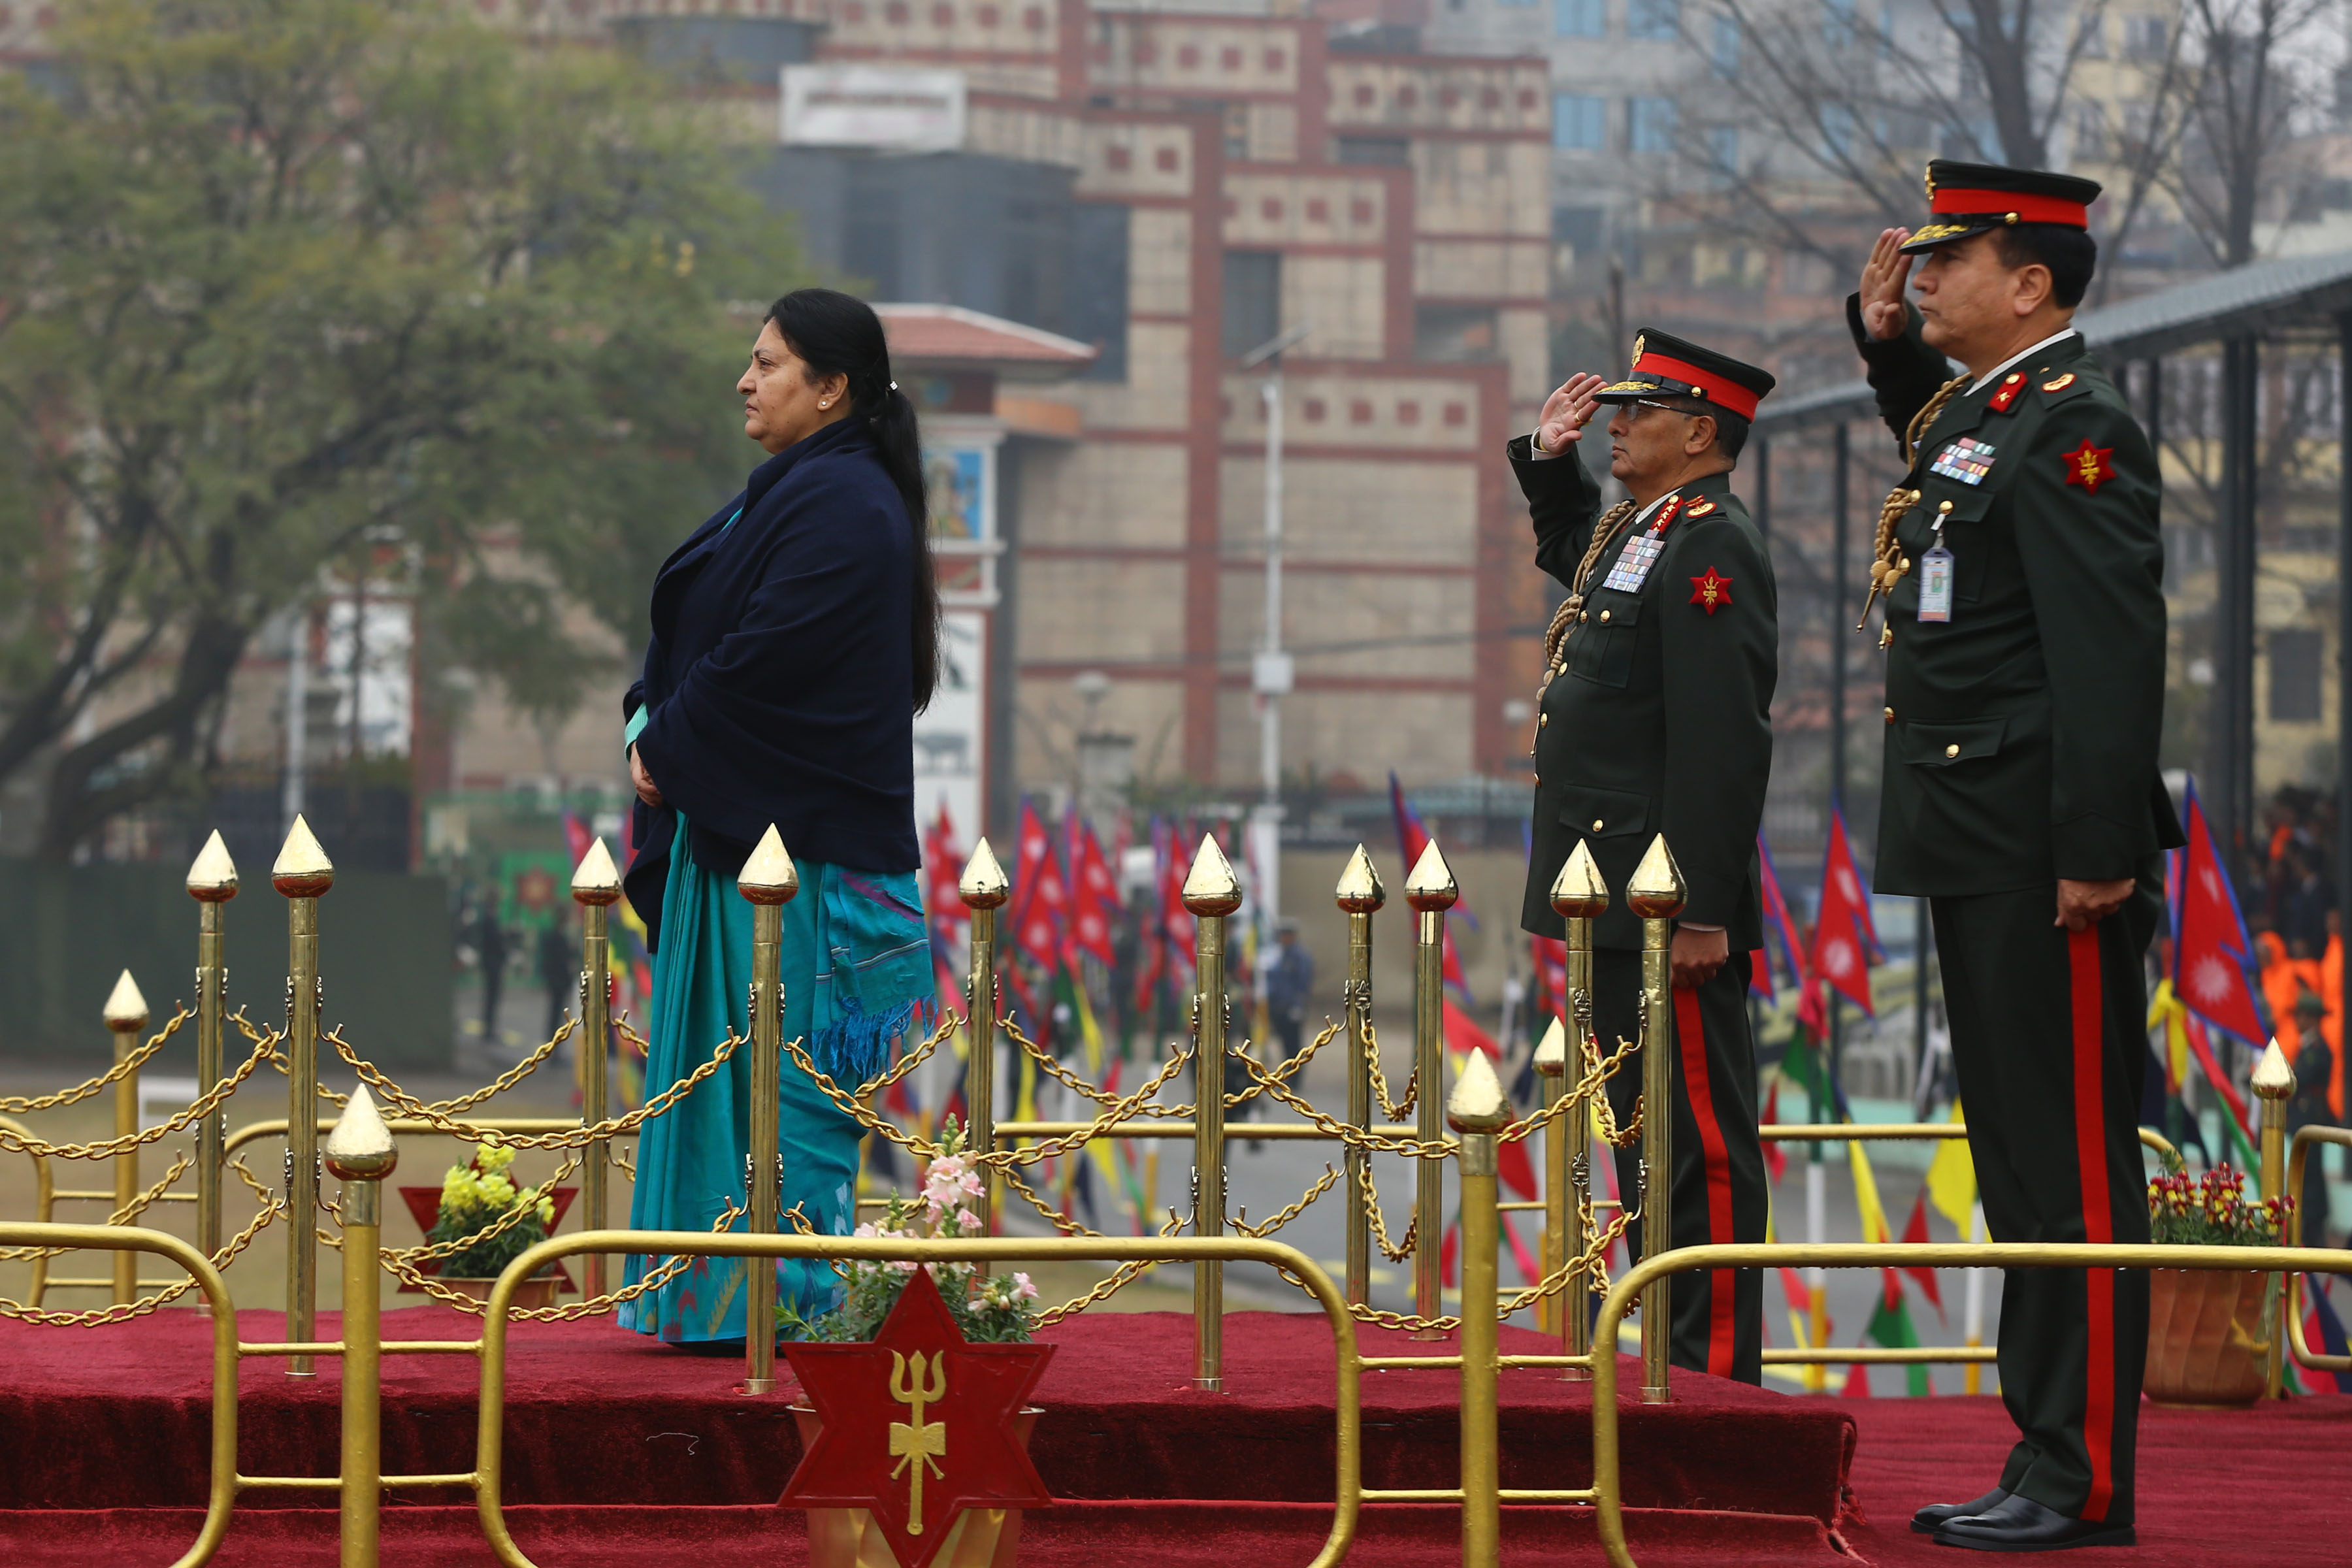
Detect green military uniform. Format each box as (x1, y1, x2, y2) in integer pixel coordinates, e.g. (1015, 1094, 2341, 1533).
(1514, 330, 1778, 1383)
(1850, 161, 2184, 1544)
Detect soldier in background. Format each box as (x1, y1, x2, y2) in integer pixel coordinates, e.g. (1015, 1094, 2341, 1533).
(1512, 331, 1778, 1384)
(1850, 161, 2184, 1552)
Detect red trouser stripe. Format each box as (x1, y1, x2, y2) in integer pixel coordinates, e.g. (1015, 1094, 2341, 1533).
(1674, 985, 1738, 1379)
(2068, 926, 2115, 1523)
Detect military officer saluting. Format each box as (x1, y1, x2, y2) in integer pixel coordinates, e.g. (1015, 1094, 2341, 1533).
(1512, 331, 1777, 1384)
(1850, 162, 2184, 1552)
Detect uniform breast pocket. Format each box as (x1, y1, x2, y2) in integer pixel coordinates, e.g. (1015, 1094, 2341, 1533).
(1567, 594, 1643, 689)
(1910, 488, 1993, 605)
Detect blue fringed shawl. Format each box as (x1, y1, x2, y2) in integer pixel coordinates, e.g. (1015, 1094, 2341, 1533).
(800, 864, 933, 1083)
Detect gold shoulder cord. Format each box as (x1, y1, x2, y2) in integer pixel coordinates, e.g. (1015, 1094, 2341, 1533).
(1857, 373, 1967, 634)
(1529, 499, 1639, 755)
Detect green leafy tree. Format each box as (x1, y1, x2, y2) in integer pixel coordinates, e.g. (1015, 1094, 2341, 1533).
(0, 0, 808, 856)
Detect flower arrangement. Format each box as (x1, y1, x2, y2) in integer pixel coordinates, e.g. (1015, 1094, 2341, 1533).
(778, 1116, 1039, 1344)
(426, 1137, 556, 1280)
(2146, 1157, 2293, 1247)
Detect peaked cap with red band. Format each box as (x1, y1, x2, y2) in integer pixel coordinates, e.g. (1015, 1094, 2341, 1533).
(1900, 159, 2102, 254)
(1593, 328, 1776, 423)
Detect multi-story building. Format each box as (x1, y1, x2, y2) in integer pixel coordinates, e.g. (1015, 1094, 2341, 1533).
(799, 1, 1557, 819)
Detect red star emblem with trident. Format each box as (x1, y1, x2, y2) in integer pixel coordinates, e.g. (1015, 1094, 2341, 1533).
(1689, 568, 1733, 615)
(781, 1267, 1054, 1568)
(2062, 438, 2115, 495)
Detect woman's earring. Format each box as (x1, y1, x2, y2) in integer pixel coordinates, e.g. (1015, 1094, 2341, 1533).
(818, 399, 832, 410)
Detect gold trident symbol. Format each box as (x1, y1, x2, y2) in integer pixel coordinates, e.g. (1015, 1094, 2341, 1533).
(888, 1349, 949, 1533)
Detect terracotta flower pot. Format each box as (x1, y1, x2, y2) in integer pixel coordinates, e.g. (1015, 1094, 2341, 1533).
(2143, 1267, 2268, 1408)
(789, 1406, 1041, 1568)
(432, 1276, 561, 1311)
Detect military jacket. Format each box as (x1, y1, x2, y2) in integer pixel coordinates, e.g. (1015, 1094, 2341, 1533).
(1511, 440, 1776, 952)
(1850, 301, 2184, 895)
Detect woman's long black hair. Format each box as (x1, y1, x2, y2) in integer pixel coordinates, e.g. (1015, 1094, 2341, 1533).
(764, 287, 942, 712)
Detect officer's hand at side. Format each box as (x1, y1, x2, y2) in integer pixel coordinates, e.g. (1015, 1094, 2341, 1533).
(1669, 926, 1729, 990)
(2053, 878, 2132, 931)
(1859, 229, 1914, 342)
(1537, 372, 1608, 455)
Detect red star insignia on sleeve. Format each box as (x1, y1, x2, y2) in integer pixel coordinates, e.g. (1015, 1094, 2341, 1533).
(2061, 438, 2115, 495)
(781, 1267, 1054, 1568)
(1689, 568, 1733, 615)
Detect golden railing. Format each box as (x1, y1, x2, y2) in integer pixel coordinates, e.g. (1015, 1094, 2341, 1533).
(0, 820, 727, 1335)
(1752, 1122, 2183, 1374)
(1590, 1239, 2352, 1568)
(9, 811, 2351, 1568)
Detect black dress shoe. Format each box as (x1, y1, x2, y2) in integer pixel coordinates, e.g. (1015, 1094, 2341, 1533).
(1912, 1488, 2012, 1534)
(1934, 1493, 2136, 1552)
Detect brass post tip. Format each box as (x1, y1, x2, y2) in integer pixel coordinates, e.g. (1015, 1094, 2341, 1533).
(1403, 840, 1458, 911)
(1334, 843, 1386, 913)
(1549, 840, 1609, 919)
(270, 814, 336, 898)
(570, 838, 623, 906)
(2251, 1039, 2296, 1101)
(1446, 1047, 1511, 1132)
(1624, 834, 1687, 919)
(323, 1085, 399, 1181)
(1182, 832, 1243, 917)
(960, 838, 1011, 909)
(736, 825, 800, 906)
(186, 830, 240, 902)
(1531, 1015, 1567, 1076)
(102, 970, 150, 1033)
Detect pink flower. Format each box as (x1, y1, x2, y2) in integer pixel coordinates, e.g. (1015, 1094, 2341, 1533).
(1013, 1271, 1037, 1302)
(956, 1207, 981, 1232)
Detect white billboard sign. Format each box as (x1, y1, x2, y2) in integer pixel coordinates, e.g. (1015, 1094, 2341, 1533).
(780, 65, 966, 153)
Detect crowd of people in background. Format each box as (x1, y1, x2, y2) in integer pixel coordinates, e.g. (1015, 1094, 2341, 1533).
(2246, 789, 2344, 1241)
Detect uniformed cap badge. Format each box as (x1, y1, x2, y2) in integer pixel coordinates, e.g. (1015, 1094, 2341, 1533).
(1902, 159, 2102, 254)
(1593, 327, 1776, 421)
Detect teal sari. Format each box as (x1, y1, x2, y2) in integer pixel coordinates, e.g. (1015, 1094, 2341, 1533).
(618, 815, 930, 1345)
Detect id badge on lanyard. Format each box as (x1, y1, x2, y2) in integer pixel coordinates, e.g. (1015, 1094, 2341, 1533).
(1918, 521, 1955, 624)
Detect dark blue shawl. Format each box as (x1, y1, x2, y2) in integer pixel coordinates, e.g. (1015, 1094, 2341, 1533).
(623, 416, 920, 943)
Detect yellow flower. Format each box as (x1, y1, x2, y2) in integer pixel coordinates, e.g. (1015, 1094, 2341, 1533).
(536, 1197, 555, 1225)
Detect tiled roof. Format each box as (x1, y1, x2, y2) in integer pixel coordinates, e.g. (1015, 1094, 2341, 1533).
(874, 304, 1097, 379)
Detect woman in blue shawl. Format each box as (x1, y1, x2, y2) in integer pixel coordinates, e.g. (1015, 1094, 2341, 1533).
(617, 289, 939, 1346)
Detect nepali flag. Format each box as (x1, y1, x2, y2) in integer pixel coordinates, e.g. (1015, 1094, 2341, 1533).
(1754, 832, 1806, 1002)
(1389, 772, 1471, 1003)
(562, 811, 595, 871)
(1806, 806, 1881, 1023)
(1066, 819, 1120, 970)
(922, 800, 964, 926)
(2171, 779, 2273, 1048)
(1009, 800, 1068, 973)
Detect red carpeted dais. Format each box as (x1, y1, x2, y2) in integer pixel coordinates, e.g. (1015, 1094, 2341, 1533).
(0, 1307, 1852, 1519)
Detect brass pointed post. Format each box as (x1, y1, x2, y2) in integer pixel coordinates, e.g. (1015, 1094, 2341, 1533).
(1404, 837, 1458, 1335)
(323, 1086, 396, 1568)
(959, 838, 1010, 1233)
(187, 832, 238, 1264)
(103, 971, 150, 1305)
(1550, 841, 1607, 1378)
(1627, 834, 1686, 1404)
(2253, 1037, 2295, 1399)
(1183, 832, 1243, 1390)
(1335, 845, 1385, 1307)
(1531, 1015, 1567, 1338)
(570, 838, 622, 1299)
(738, 825, 798, 1397)
(273, 814, 334, 1375)
(1449, 1048, 1510, 1568)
